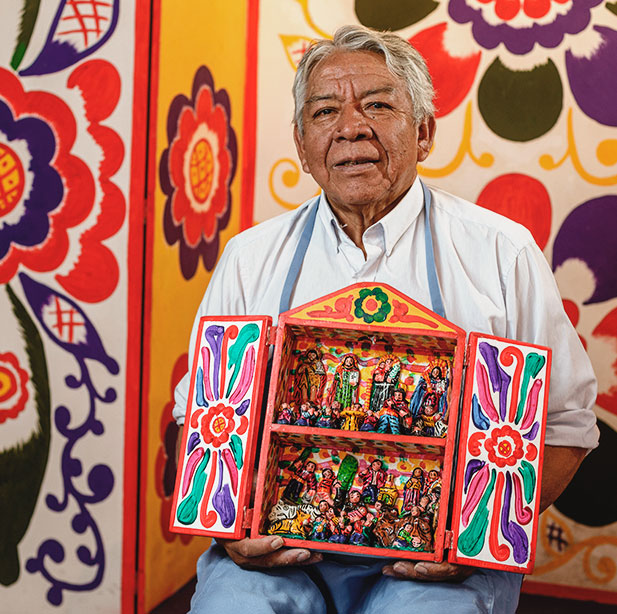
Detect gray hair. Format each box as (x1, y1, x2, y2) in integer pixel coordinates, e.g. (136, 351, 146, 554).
(293, 25, 435, 134)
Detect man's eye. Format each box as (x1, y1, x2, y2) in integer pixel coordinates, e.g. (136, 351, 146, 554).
(314, 108, 333, 118)
(367, 102, 390, 110)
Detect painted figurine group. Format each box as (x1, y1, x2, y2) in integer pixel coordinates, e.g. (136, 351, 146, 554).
(266, 451, 442, 553)
(277, 349, 450, 438)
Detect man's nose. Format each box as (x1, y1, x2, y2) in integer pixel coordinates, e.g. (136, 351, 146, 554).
(335, 105, 373, 141)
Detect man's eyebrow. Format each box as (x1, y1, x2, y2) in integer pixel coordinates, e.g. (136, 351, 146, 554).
(360, 86, 396, 98)
(304, 86, 397, 106)
(305, 94, 339, 105)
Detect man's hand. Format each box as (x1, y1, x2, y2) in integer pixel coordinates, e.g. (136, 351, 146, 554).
(382, 561, 474, 582)
(216, 535, 323, 569)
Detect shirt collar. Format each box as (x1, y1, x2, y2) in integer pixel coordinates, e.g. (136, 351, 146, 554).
(317, 177, 424, 256)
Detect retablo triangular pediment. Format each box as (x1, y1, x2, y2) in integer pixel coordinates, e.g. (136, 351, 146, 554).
(283, 283, 464, 335)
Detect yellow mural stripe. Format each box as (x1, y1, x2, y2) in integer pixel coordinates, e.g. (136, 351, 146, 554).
(295, 0, 331, 39)
(269, 157, 319, 210)
(418, 102, 494, 178)
(539, 108, 617, 186)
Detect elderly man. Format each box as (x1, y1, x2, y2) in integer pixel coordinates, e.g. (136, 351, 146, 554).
(173, 25, 598, 614)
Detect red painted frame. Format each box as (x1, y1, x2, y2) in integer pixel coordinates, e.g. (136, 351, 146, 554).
(126, 0, 155, 612)
(249, 283, 468, 562)
(448, 333, 552, 573)
(170, 316, 271, 539)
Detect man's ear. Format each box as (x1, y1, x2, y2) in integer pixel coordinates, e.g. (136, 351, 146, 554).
(293, 124, 311, 173)
(416, 116, 436, 163)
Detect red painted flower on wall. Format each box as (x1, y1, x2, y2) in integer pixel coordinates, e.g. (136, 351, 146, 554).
(200, 403, 236, 448)
(160, 66, 237, 279)
(0, 352, 29, 423)
(0, 61, 125, 303)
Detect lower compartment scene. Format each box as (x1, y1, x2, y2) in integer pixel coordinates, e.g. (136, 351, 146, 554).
(264, 444, 443, 553)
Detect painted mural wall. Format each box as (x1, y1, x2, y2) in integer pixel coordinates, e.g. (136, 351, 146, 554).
(144, 1, 250, 611)
(0, 0, 147, 612)
(246, 0, 617, 603)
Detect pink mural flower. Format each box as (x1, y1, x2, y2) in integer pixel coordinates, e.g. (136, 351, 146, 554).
(0, 60, 125, 303)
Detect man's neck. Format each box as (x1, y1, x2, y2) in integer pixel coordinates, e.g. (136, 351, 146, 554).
(326, 184, 414, 255)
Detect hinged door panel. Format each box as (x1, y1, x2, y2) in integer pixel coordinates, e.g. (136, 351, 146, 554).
(170, 316, 272, 539)
(448, 333, 551, 573)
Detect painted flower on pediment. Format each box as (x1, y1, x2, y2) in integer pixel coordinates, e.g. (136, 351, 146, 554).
(0, 61, 125, 302)
(160, 66, 237, 280)
(354, 288, 391, 324)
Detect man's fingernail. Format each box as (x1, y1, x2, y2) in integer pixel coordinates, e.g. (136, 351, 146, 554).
(297, 550, 310, 562)
(382, 566, 394, 576)
(414, 564, 428, 575)
(271, 537, 284, 549)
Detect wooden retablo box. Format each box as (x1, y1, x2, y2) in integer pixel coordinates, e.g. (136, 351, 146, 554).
(170, 283, 551, 573)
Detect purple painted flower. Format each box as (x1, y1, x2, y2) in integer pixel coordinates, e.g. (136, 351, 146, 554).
(449, 0, 602, 55)
(408, 1, 617, 140)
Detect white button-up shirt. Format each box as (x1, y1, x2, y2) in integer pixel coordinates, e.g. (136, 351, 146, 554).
(173, 178, 599, 450)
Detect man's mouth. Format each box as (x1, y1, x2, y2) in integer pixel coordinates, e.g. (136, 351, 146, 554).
(335, 158, 378, 167)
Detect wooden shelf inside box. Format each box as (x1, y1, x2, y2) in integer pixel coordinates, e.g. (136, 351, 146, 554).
(254, 429, 448, 561)
(270, 423, 446, 455)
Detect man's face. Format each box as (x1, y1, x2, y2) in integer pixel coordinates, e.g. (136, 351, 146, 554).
(294, 51, 435, 214)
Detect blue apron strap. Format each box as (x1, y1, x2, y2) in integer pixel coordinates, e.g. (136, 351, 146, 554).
(421, 181, 446, 319)
(279, 198, 320, 314)
(279, 185, 445, 319)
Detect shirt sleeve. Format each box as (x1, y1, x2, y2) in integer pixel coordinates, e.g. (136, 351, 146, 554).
(172, 238, 246, 425)
(504, 240, 599, 450)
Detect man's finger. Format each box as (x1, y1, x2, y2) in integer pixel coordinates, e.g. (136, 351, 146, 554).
(241, 549, 322, 569)
(382, 561, 473, 582)
(217, 535, 284, 559)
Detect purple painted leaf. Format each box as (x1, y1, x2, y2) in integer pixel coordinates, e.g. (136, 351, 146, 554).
(187, 432, 200, 454)
(19, 273, 118, 373)
(566, 26, 617, 127)
(20, 0, 119, 76)
(205, 326, 224, 400)
(464, 459, 485, 493)
(212, 454, 235, 528)
(552, 195, 617, 304)
(523, 422, 540, 441)
(235, 398, 250, 416)
(501, 473, 529, 564)
(479, 342, 511, 421)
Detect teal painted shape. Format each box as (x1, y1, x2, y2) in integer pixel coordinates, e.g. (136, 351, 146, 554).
(518, 461, 536, 504)
(458, 469, 496, 557)
(226, 323, 260, 397)
(230, 434, 243, 469)
(515, 353, 546, 424)
(177, 449, 211, 525)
